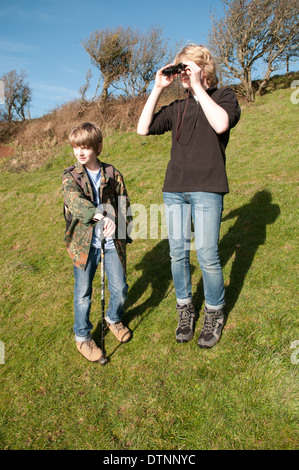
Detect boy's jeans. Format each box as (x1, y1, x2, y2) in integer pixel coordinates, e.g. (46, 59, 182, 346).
(73, 246, 128, 342)
(163, 191, 225, 310)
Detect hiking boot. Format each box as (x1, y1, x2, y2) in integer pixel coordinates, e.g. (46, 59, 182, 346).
(197, 307, 226, 349)
(176, 302, 198, 343)
(76, 338, 103, 362)
(107, 322, 131, 343)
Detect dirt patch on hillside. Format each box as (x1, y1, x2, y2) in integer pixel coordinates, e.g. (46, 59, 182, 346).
(0, 145, 15, 158)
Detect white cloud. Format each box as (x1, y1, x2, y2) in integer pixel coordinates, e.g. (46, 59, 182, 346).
(0, 4, 55, 23)
(0, 40, 39, 54)
(33, 83, 79, 100)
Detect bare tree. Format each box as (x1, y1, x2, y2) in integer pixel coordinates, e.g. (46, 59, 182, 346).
(1, 70, 32, 121)
(257, 0, 299, 95)
(209, 0, 299, 101)
(82, 26, 137, 102)
(82, 26, 174, 101)
(119, 26, 172, 98)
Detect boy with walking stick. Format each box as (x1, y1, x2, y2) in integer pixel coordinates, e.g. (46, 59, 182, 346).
(62, 122, 132, 362)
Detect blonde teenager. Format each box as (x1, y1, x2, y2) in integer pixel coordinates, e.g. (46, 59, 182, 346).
(138, 45, 241, 348)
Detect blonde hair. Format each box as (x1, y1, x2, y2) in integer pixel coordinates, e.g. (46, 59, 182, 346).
(69, 122, 103, 155)
(175, 44, 218, 87)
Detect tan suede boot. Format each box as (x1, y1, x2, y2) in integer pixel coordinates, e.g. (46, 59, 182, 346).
(107, 322, 131, 343)
(76, 339, 103, 362)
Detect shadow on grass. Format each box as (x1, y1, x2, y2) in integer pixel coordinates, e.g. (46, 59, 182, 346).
(94, 189, 280, 358)
(125, 239, 173, 324)
(194, 189, 280, 316)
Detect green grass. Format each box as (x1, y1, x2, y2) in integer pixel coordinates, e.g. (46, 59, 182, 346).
(0, 87, 298, 450)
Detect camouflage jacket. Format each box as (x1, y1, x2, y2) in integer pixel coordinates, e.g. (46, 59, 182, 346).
(62, 159, 132, 273)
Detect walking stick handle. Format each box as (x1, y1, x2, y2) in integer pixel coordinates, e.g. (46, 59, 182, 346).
(99, 218, 106, 247)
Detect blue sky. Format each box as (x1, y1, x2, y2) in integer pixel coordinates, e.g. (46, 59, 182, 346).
(1, 1, 297, 119)
(0, 0, 229, 118)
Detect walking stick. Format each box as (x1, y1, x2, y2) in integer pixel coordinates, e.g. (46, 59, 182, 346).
(99, 219, 108, 366)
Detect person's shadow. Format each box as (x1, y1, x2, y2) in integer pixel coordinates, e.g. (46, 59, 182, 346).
(125, 239, 173, 327)
(193, 189, 281, 315)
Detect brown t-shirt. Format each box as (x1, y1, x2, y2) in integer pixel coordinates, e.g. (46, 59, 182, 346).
(148, 87, 241, 194)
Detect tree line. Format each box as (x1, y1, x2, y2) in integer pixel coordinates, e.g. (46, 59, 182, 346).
(1, 0, 298, 121)
(210, 0, 299, 101)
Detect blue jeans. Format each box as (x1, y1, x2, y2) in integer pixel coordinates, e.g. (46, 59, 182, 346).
(163, 191, 225, 310)
(73, 246, 128, 342)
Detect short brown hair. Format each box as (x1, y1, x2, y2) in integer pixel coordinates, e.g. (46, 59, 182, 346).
(175, 44, 218, 87)
(69, 122, 103, 155)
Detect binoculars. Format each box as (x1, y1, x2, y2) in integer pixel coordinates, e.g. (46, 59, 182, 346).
(162, 63, 187, 76)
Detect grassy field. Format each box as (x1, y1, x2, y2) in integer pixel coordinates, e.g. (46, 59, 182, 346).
(0, 87, 298, 450)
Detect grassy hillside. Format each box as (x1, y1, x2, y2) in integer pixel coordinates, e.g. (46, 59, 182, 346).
(0, 86, 298, 450)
